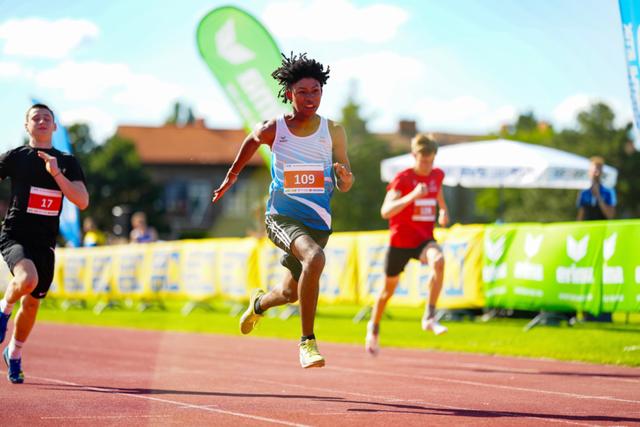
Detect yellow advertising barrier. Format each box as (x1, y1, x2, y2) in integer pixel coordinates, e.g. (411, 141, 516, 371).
(355, 227, 484, 309)
(255, 234, 358, 304)
(45, 226, 484, 310)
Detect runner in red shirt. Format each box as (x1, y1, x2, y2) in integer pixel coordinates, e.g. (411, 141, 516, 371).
(366, 134, 449, 356)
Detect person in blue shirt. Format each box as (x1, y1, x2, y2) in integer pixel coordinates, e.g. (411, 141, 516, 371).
(576, 156, 615, 322)
(577, 156, 616, 221)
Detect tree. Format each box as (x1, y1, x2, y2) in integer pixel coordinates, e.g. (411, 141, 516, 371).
(72, 133, 164, 235)
(165, 101, 195, 126)
(331, 97, 398, 231)
(476, 103, 640, 222)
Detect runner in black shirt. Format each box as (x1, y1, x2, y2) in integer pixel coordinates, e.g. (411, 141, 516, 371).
(0, 104, 89, 383)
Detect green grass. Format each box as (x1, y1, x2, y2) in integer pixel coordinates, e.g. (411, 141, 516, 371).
(35, 298, 640, 367)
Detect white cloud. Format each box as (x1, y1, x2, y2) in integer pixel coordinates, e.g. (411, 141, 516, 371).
(552, 94, 633, 129)
(35, 61, 185, 115)
(322, 51, 426, 124)
(262, 0, 408, 43)
(412, 96, 517, 132)
(59, 107, 117, 143)
(0, 18, 99, 59)
(552, 94, 592, 127)
(0, 61, 32, 79)
(35, 61, 132, 100)
(194, 98, 243, 129)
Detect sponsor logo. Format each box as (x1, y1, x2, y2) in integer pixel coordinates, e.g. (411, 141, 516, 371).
(602, 233, 624, 284)
(485, 235, 505, 262)
(556, 235, 593, 284)
(483, 235, 507, 282)
(567, 235, 588, 262)
(514, 233, 544, 281)
(216, 19, 255, 64)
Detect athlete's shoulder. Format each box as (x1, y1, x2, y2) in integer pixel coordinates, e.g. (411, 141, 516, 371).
(432, 167, 445, 179)
(253, 118, 279, 145)
(1, 145, 31, 159)
(392, 168, 415, 183)
(396, 168, 415, 178)
(327, 118, 345, 133)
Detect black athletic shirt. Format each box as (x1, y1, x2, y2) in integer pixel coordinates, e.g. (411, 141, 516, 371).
(0, 145, 86, 247)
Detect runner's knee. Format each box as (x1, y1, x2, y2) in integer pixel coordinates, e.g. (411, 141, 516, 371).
(432, 254, 444, 272)
(14, 269, 38, 294)
(280, 287, 298, 303)
(302, 248, 325, 272)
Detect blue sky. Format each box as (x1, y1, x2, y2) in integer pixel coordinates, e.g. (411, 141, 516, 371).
(0, 0, 631, 150)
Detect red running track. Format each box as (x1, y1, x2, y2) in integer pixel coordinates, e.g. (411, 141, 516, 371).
(1, 323, 639, 426)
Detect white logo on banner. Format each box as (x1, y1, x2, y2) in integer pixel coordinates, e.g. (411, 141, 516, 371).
(216, 19, 255, 64)
(603, 232, 624, 285)
(515, 233, 544, 282)
(567, 235, 588, 262)
(485, 236, 505, 262)
(483, 236, 507, 282)
(636, 266, 640, 284)
(556, 235, 594, 284)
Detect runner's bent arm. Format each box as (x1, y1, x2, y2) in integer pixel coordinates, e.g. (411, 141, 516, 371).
(380, 185, 426, 220)
(212, 120, 276, 203)
(330, 122, 353, 192)
(37, 150, 88, 210)
(436, 188, 449, 227)
(55, 177, 89, 210)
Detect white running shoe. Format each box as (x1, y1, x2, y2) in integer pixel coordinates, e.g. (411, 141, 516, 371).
(299, 339, 325, 368)
(365, 323, 379, 356)
(239, 289, 265, 334)
(422, 318, 448, 336)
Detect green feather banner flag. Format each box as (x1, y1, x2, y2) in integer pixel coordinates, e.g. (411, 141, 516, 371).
(197, 6, 286, 165)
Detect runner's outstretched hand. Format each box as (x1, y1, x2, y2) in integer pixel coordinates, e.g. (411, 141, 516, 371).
(212, 173, 238, 203)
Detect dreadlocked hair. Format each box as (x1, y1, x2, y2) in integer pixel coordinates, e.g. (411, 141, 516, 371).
(271, 52, 330, 104)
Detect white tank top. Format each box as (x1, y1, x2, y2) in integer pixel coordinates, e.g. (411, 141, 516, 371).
(266, 115, 334, 230)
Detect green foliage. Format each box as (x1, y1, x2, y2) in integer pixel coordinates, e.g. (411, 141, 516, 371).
(477, 103, 640, 222)
(75, 134, 164, 233)
(165, 101, 195, 126)
(37, 300, 640, 366)
(331, 98, 397, 231)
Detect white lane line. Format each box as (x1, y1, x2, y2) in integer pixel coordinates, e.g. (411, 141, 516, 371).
(30, 375, 310, 427)
(361, 355, 640, 384)
(41, 415, 171, 420)
(252, 377, 603, 427)
(325, 366, 640, 405)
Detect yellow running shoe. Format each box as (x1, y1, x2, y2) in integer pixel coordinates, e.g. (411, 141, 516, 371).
(299, 339, 325, 368)
(239, 289, 265, 334)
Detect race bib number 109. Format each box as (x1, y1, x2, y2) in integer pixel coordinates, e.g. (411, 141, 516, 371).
(27, 186, 62, 216)
(284, 163, 325, 194)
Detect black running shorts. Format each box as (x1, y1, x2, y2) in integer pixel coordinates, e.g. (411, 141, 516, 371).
(264, 214, 331, 281)
(384, 240, 436, 277)
(0, 235, 55, 299)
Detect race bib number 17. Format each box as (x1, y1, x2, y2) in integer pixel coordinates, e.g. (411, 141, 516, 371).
(284, 163, 324, 194)
(27, 186, 62, 216)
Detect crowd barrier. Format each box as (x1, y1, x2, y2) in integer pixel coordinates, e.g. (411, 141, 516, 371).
(483, 219, 640, 315)
(0, 220, 637, 315)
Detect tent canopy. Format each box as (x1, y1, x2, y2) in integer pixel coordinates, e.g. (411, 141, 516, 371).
(380, 139, 618, 189)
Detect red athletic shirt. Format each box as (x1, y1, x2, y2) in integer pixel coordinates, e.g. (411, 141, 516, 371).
(387, 167, 445, 248)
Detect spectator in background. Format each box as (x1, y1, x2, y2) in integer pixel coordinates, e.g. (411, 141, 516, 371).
(82, 217, 106, 247)
(129, 211, 157, 243)
(577, 156, 615, 322)
(577, 156, 616, 221)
